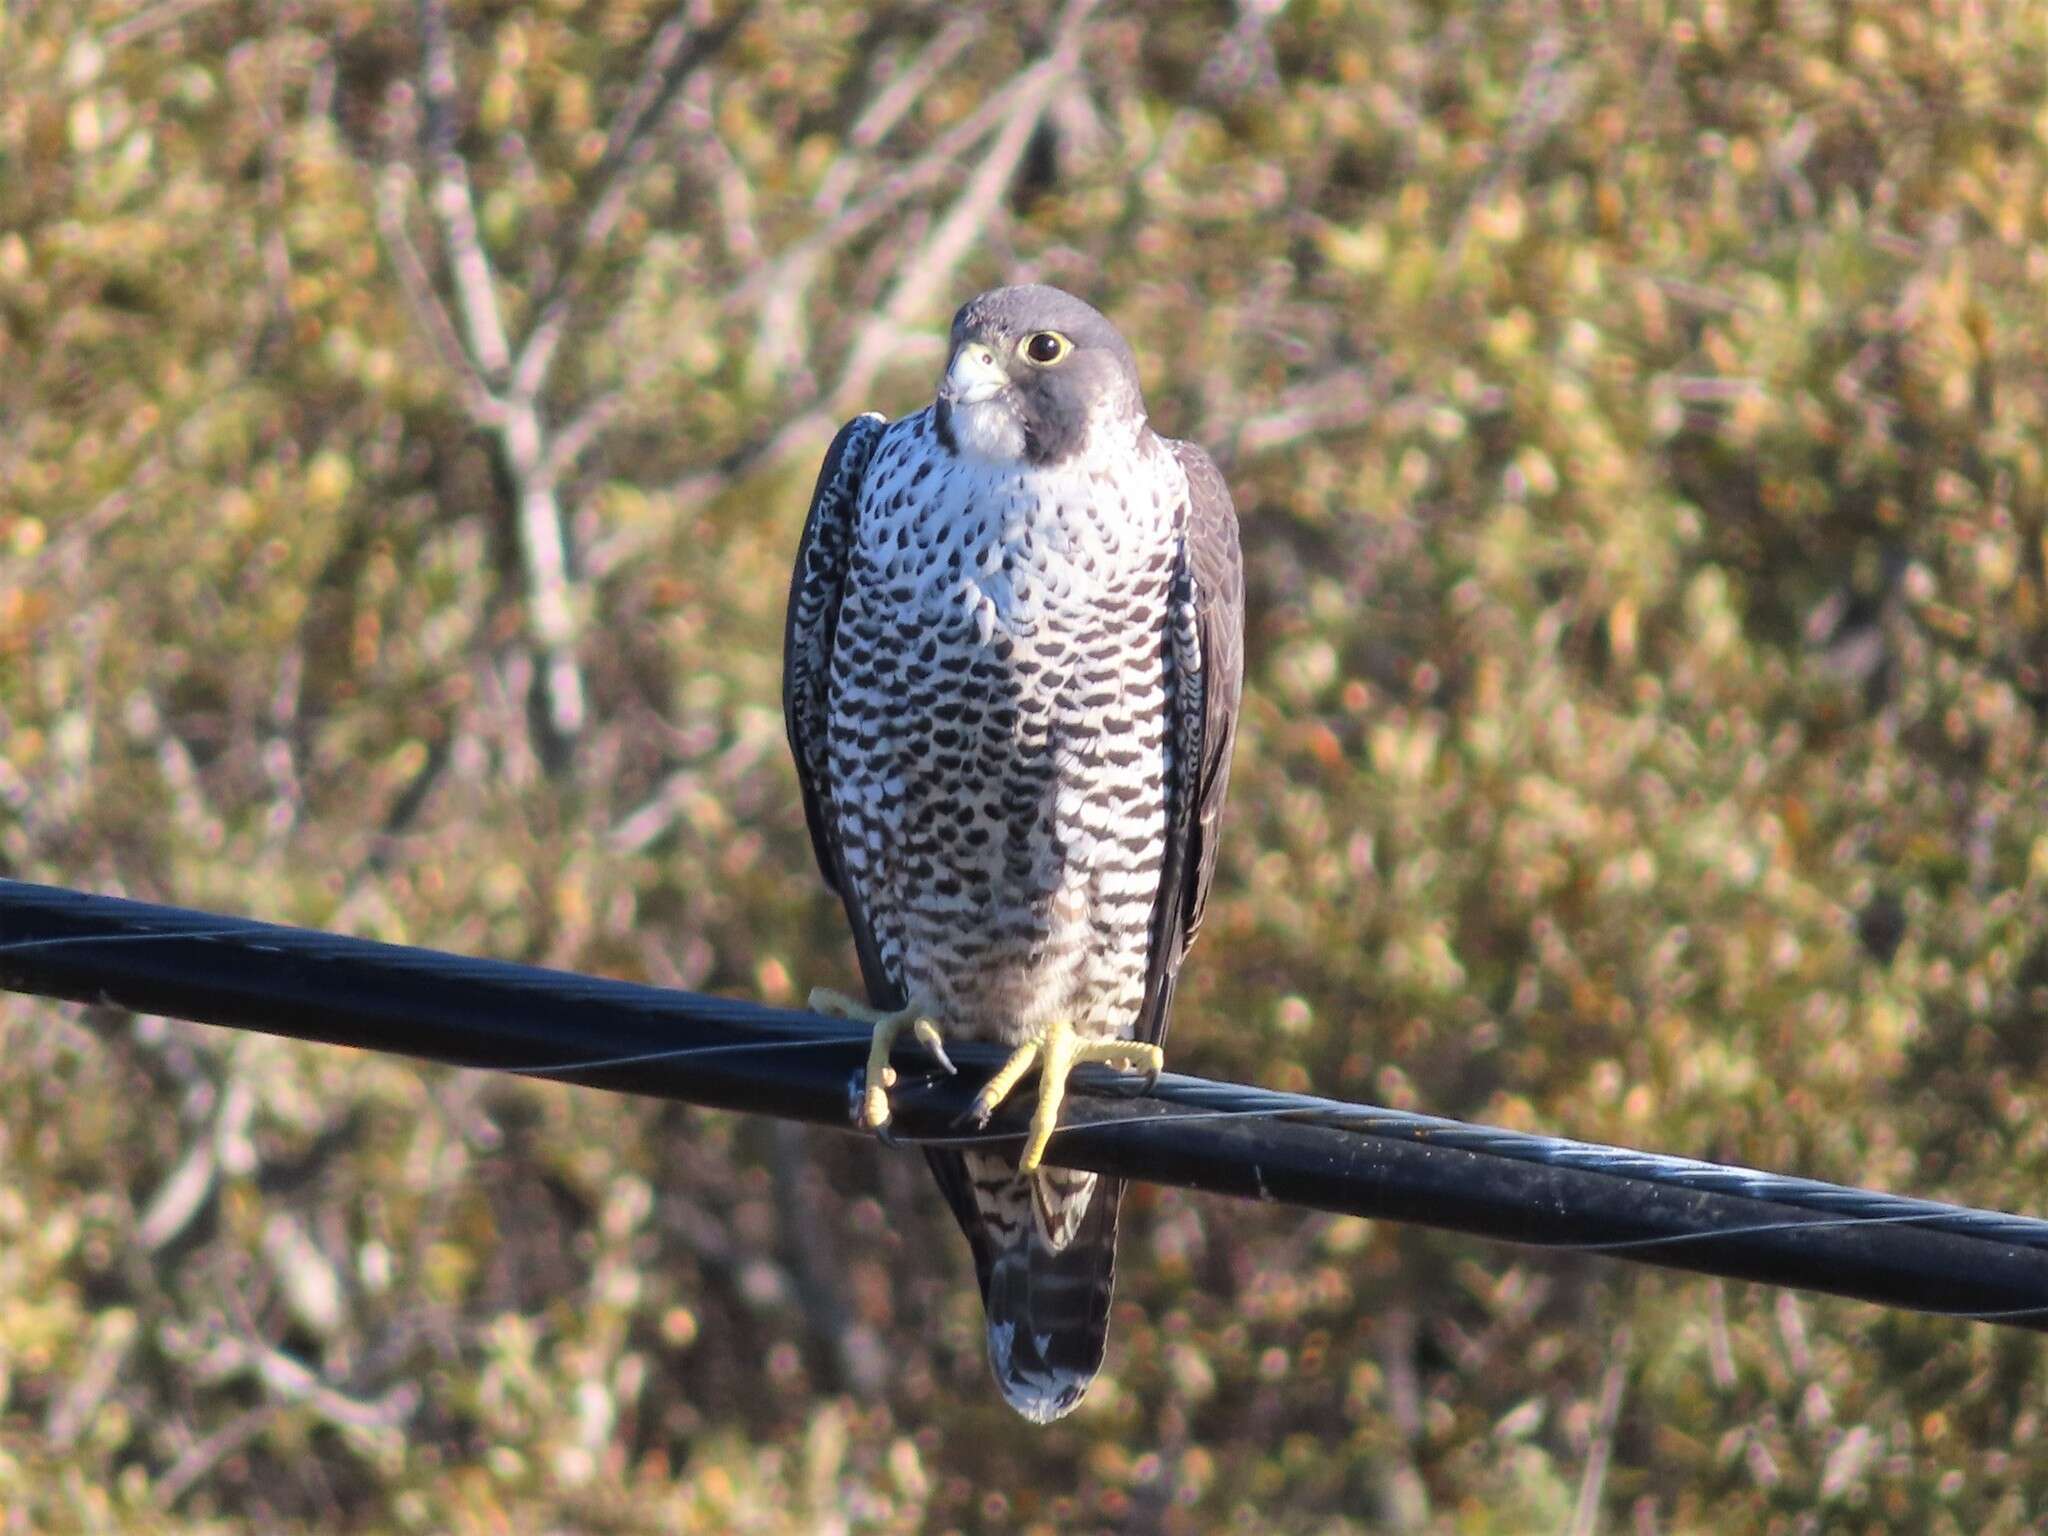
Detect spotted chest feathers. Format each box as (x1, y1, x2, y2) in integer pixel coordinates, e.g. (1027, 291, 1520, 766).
(825, 407, 1187, 1047)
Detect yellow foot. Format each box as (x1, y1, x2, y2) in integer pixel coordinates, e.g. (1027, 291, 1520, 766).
(808, 988, 956, 1132)
(970, 1019, 1165, 1173)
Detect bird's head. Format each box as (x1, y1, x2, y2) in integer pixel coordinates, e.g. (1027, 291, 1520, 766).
(935, 284, 1145, 466)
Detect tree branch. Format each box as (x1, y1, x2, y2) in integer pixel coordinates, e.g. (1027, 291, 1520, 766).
(677, 0, 1100, 504)
(397, 0, 606, 757)
(809, 17, 985, 218)
(1227, 366, 1392, 461)
(416, 0, 512, 379)
(373, 164, 501, 424)
(728, 47, 1088, 315)
(514, 0, 741, 400)
(833, 27, 1079, 402)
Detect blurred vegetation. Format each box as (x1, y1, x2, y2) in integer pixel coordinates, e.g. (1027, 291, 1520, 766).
(2, 0, 2047, 1529)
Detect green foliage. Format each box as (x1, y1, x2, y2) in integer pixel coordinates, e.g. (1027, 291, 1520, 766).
(2, 0, 2046, 1529)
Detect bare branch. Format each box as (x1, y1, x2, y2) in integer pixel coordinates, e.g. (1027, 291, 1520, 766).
(561, 0, 731, 260)
(414, 2, 735, 756)
(608, 765, 706, 853)
(810, 17, 985, 218)
(498, 398, 588, 744)
(190, 1329, 421, 1434)
(1566, 1329, 1632, 1536)
(46, 1309, 138, 1450)
(397, 0, 601, 755)
(695, 84, 764, 267)
(417, 0, 512, 378)
(833, 0, 1101, 405)
(1446, 24, 1584, 263)
(373, 165, 501, 423)
(1197, 0, 1290, 105)
(651, 18, 1100, 512)
(728, 54, 1078, 315)
(1228, 367, 1390, 461)
(156, 1406, 277, 1510)
(135, 1076, 256, 1253)
(514, 0, 742, 400)
(833, 58, 1068, 401)
(102, 0, 229, 47)
(544, 389, 623, 484)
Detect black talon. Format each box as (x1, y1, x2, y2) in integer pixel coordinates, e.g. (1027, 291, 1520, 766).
(954, 1094, 996, 1131)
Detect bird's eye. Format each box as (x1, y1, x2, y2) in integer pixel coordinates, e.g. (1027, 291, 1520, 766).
(1021, 331, 1071, 366)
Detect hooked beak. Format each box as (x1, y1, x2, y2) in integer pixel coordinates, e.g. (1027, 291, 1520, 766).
(941, 341, 1010, 406)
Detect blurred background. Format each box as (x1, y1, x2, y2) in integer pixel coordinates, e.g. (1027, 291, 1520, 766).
(3, 0, 2047, 1529)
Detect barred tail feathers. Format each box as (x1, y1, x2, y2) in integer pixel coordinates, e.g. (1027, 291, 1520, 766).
(924, 1148, 1124, 1423)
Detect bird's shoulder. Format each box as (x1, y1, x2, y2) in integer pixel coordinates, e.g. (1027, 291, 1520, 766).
(820, 409, 890, 473)
(869, 406, 946, 463)
(1154, 434, 1232, 510)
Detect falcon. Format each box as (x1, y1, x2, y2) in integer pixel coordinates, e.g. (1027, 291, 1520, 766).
(783, 284, 1243, 1422)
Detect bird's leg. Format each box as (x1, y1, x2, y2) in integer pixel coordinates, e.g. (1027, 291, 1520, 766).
(808, 988, 955, 1132)
(971, 1019, 1166, 1173)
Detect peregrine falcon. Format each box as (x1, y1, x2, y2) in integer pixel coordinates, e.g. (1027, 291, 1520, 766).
(783, 284, 1243, 1422)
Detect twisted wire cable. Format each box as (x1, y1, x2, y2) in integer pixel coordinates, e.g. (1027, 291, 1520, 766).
(0, 877, 2040, 1324)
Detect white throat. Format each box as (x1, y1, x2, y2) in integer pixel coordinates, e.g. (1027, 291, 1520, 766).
(941, 342, 1029, 463)
(947, 398, 1027, 462)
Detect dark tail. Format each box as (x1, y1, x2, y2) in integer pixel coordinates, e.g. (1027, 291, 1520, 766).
(925, 1148, 1123, 1423)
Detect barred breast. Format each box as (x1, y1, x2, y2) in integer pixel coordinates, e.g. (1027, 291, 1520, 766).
(825, 407, 1185, 1048)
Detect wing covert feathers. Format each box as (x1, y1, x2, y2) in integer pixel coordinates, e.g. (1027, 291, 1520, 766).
(1140, 438, 1245, 1050)
(783, 412, 895, 1007)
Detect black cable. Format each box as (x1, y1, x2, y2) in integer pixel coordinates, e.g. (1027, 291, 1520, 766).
(1, 875, 2042, 1325)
